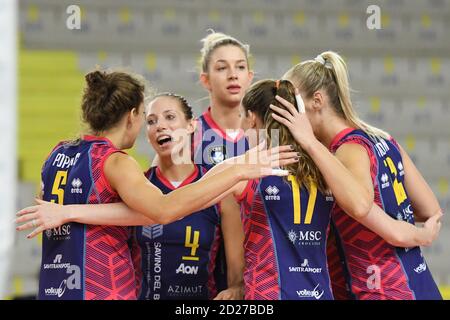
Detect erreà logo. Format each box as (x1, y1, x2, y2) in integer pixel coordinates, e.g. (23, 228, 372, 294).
(142, 224, 163, 239)
(71, 178, 82, 194)
(265, 185, 280, 200)
(381, 173, 390, 189)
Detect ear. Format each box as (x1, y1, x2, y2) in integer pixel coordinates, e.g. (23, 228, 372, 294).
(200, 73, 211, 92)
(248, 70, 255, 83)
(312, 90, 325, 111)
(247, 110, 258, 129)
(186, 118, 197, 135)
(128, 107, 140, 127)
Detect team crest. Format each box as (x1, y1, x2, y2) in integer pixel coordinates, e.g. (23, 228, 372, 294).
(208, 146, 226, 164)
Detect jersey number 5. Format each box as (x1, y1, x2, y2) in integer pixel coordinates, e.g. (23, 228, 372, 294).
(51, 170, 68, 204)
(288, 175, 317, 225)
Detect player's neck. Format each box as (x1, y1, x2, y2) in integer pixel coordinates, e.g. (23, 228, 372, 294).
(317, 116, 352, 149)
(100, 127, 128, 150)
(209, 97, 241, 130)
(158, 157, 195, 183)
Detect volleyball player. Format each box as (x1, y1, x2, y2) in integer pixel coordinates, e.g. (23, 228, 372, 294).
(17, 69, 297, 300)
(280, 51, 443, 299)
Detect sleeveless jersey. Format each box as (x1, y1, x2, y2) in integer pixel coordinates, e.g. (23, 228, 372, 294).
(39, 136, 137, 300)
(237, 176, 335, 300)
(133, 165, 221, 300)
(328, 128, 442, 300)
(192, 107, 249, 291)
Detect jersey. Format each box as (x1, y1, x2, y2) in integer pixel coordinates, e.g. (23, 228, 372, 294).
(192, 107, 250, 291)
(133, 165, 221, 300)
(39, 136, 137, 300)
(192, 107, 249, 170)
(328, 128, 442, 300)
(237, 176, 335, 300)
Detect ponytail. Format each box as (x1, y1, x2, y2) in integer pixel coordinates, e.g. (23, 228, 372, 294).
(284, 51, 390, 141)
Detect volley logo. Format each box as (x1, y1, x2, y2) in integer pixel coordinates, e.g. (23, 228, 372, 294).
(296, 284, 324, 300)
(44, 259, 81, 298)
(414, 262, 427, 274)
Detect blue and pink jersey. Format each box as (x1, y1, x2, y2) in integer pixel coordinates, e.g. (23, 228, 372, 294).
(39, 136, 137, 300)
(192, 107, 249, 170)
(327, 128, 442, 300)
(133, 165, 221, 300)
(192, 107, 249, 291)
(237, 176, 335, 300)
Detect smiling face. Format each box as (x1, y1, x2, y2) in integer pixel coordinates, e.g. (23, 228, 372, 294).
(201, 44, 254, 107)
(145, 96, 194, 159)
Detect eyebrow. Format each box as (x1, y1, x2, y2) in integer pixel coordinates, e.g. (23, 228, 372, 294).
(215, 59, 247, 64)
(147, 109, 177, 118)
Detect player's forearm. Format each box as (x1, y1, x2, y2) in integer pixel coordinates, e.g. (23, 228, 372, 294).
(66, 202, 155, 226)
(386, 220, 434, 248)
(226, 254, 245, 296)
(304, 139, 371, 218)
(358, 203, 430, 248)
(155, 166, 244, 224)
(400, 145, 441, 222)
(227, 261, 244, 290)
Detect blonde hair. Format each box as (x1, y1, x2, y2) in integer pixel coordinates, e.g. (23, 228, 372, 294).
(283, 51, 390, 140)
(242, 79, 328, 193)
(199, 29, 251, 73)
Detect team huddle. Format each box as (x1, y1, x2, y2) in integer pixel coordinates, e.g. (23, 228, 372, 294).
(16, 31, 443, 300)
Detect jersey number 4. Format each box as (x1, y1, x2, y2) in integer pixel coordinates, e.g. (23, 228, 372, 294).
(182, 226, 200, 261)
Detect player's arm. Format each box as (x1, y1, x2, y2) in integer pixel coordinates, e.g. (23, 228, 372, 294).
(270, 95, 372, 219)
(112, 143, 295, 223)
(397, 144, 443, 222)
(214, 194, 245, 300)
(197, 142, 297, 210)
(16, 199, 155, 231)
(17, 145, 295, 237)
(309, 141, 373, 218)
(357, 203, 442, 247)
(196, 162, 250, 210)
(16, 150, 242, 236)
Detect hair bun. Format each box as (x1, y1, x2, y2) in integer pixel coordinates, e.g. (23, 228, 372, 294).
(85, 70, 107, 90)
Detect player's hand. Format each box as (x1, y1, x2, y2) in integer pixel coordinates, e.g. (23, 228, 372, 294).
(213, 286, 244, 300)
(15, 199, 70, 239)
(269, 88, 317, 150)
(237, 140, 299, 179)
(421, 213, 443, 246)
